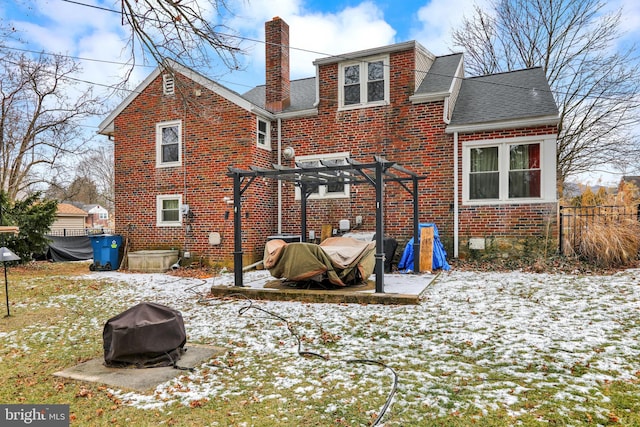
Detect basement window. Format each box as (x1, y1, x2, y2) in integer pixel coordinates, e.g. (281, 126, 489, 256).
(157, 195, 182, 226)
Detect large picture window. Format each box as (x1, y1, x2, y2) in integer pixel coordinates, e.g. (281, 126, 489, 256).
(463, 136, 555, 205)
(157, 195, 182, 226)
(156, 120, 181, 167)
(295, 153, 350, 200)
(339, 56, 389, 109)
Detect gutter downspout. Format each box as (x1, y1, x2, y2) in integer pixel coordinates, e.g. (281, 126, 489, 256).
(453, 131, 459, 258)
(277, 118, 283, 234)
(443, 96, 459, 259)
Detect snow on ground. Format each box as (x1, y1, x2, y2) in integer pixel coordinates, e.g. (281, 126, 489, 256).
(52, 268, 640, 421)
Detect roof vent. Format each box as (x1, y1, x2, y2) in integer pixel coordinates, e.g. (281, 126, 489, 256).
(163, 74, 175, 95)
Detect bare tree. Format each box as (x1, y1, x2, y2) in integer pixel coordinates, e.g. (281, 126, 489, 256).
(77, 146, 115, 211)
(0, 49, 104, 201)
(118, 0, 244, 77)
(451, 0, 640, 186)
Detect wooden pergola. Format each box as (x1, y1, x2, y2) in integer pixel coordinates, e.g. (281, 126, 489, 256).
(227, 156, 426, 293)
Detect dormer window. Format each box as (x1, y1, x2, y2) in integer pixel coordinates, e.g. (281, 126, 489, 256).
(339, 55, 389, 110)
(162, 74, 175, 95)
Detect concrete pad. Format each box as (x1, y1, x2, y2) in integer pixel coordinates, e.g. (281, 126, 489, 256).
(53, 344, 225, 392)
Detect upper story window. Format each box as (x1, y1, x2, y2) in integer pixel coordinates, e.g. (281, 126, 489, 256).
(162, 74, 175, 95)
(156, 120, 181, 168)
(157, 194, 182, 227)
(295, 152, 350, 200)
(339, 55, 389, 110)
(98, 211, 108, 220)
(257, 118, 271, 150)
(462, 136, 556, 205)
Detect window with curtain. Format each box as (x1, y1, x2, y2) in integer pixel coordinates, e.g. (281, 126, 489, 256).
(463, 139, 548, 204)
(469, 146, 499, 199)
(157, 195, 182, 226)
(509, 143, 541, 198)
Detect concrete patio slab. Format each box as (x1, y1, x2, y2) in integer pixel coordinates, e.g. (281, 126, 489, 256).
(53, 344, 224, 392)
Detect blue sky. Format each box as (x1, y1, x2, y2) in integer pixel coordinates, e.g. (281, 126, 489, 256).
(2, 0, 640, 184)
(3, 0, 638, 93)
(0, 0, 496, 92)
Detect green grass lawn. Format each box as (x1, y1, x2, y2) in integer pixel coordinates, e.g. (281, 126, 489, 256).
(0, 262, 639, 426)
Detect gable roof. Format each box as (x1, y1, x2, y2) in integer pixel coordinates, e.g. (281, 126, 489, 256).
(97, 60, 274, 136)
(447, 67, 559, 132)
(57, 203, 87, 217)
(99, 45, 558, 135)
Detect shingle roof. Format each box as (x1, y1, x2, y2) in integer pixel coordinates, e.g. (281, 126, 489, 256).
(57, 203, 87, 216)
(415, 53, 463, 95)
(242, 77, 316, 113)
(449, 67, 559, 126)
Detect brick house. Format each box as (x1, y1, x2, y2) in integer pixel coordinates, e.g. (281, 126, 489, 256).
(98, 17, 559, 266)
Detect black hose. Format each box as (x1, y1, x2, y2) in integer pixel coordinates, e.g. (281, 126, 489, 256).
(236, 298, 398, 426)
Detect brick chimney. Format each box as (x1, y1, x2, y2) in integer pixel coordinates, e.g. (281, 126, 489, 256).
(265, 17, 290, 112)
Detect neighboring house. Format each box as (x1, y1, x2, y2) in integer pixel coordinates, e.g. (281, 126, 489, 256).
(98, 17, 559, 264)
(83, 204, 110, 229)
(50, 203, 88, 236)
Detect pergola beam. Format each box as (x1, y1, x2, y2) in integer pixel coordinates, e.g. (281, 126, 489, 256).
(227, 156, 426, 293)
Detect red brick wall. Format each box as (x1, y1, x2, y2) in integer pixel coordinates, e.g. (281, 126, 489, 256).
(114, 72, 276, 264)
(456, 126, 559, 257)
(278, 48, 455, 249)
(113, 46, 557, 265)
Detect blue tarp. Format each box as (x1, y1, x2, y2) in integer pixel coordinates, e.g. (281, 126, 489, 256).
(398, 223, 451, 272)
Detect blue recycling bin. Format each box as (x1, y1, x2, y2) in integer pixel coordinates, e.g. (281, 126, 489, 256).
(89, 234, 122, 271)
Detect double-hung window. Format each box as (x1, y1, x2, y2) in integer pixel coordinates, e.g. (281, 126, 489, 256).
(156, 120, 181, 167)
(257, 118, 271, 150)
(463, 136, 556, 204)
(157, 195, 182, 226)
(295, 153, 350, 200)
(339, 55, 389, 109)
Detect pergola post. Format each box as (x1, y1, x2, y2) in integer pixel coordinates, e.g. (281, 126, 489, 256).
(300, 182, 308, 242)
(228, 157, 425, 293)
(232, 171, 243, 287)
(374, 160, 385, 293)
(412, 177, 420, 273)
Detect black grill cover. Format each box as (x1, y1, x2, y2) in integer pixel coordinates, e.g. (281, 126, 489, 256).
(103, 302, 187, 368)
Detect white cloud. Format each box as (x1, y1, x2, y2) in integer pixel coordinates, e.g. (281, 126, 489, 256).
(410, 0, 490, 55)
(226, 0, 396, 83)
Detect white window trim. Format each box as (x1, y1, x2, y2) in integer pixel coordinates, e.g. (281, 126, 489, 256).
(257, 118, 271, 151)
(462, 135, 557, 206)
(338, 55, 390, 111)
(156, 120, 182, 168)
(295, 152, 351, 200)
(156, 194, 182, 227)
